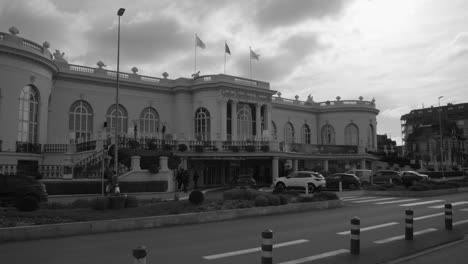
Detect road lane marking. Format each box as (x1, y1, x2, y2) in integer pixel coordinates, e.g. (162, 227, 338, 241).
(429, 201, 468, 209)
(414, 212, 444, 221)
(352, 197, 398, 203)
(454, 219, 468, 226)
(278, 249, 349, 264)
(341, 196, 377, 201)
(202, 239, 308, 260)
(339, 196, 357, 199)
(399, 200, 444, 207)
(376, 199, 420, 204)
(460, 208, 468, 212)
(337, 222, 399, 235)
(374, 228, 437, 244)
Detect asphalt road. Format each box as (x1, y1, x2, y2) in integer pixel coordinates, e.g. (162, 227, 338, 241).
(1, 191, 468, 264)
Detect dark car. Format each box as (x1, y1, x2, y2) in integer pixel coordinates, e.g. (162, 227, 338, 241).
(0, 173, 48, 211)
(372, 170, 402, 185)
(326, 173, 361, 190)
(400, 171, 429, 186)
(234, 175, 257, 187)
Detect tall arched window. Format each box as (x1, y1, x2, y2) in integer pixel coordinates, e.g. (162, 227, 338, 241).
(345, 123, 359, 145)
(367, 124, 375, 148)
(195, 107, 210, 140)
(237, 104, 254, 140)
(69, 100, 93, 143)
(321, 124, 335, 145)
(284, 122, 294, 143)
(18, 85, 39, 143)
(106, 104, 128, 135)
(139, 107, 159, 138)
(301, 124, 311, 144)
(271, 121, 277, 140)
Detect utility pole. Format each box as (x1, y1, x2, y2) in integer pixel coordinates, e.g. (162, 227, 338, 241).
(438, 96, 445, 179)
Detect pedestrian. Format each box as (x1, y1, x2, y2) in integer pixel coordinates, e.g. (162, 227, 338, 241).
(182, 169, 189, 193)
(176, 169, 183, 190)
(193, 170, 200, 189)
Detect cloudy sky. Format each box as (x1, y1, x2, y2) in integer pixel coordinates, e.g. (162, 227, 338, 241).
(1, 0, 468, 144)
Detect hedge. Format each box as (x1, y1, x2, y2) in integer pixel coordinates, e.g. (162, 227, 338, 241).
(43, 180, 168, 195)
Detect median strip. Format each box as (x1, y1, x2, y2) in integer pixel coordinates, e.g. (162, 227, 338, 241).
(337, 222, 398, 235)
(278, 249, 349, 264)
(376, 198, 420, 205)
(352, 197, 398, 203)
(373, 228, 437, 244)
(341, 196, 377, 201)
(203, 239, 309, 260)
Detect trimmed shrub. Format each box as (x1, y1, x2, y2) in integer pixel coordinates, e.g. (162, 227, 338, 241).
(71, 199, 90, 208)
(163, 144, 173, 151)
(125, 195, 139, 208)
(128, 140, 140, 149)
(148, 164, 159, 174)
(277, 194, 289, 205)
(90, 197, 109, 210)
(178, 144, 188, 152)
(16, 196, 39, 211)
(147, 140, 159, 150)
(223, 188, 263, 201)
(189, 190, 205, 205)
(313, 191, 339, 201)
(254, 195, 269, 207)
(194, 145, 204, 153)
(260, 145, 270, 152)
(108, 195, 126, 209)
(245, 145, 255, 152)
(297, 195, 316, 203)
(212, 146, 219, 151)
(266, 194, 281, 206)
(230, 145, 240, 152)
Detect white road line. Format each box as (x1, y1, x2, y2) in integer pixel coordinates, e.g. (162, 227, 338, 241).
(414, 212, 444, 221)
(454, 219, 468, 226)
(337, 222, 399, 235)
(376, 198, 420, 205)
(352, 197, 398, 203)
(341, 196, 377, 201)
(374, 228, 437, 244)
(278, 249, 349, 264)
(202, 239, 309, 260)
(339, 196, 357, 199)
(399, 200, 444, 207)
(429, 201, 468, 209)
(460, 208, 468, 212)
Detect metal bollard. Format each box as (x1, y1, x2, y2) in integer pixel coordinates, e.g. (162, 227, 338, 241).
(339, 181, 343, 192)
(350, 217, 360, 255)
(132, 246, 147, 264)
(305, 183, 309, 195)
(445, 204, 453, 230)
(405, 209, 413, 240)
(261, 229, 273, 264)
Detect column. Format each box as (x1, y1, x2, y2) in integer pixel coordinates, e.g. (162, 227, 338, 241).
(323, 160, 329, 171)
(265, 103, 272, 137)
(272, 157, 279, 182)
(159, 156, 169, 172)
(231, 100, 238, 141)
(293, 159, 298, 172)
(131, 155, 141, 170)
(220, 99, 227, 141)
(255, 103, 262, 141)
(360, 159, 366, 170)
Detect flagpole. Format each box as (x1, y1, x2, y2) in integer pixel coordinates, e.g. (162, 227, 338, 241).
(249, 46, 252, 80)
(194, 34, 197, 74)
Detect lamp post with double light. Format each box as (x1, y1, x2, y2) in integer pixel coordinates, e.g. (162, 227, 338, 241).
(114, 8, 125, 177)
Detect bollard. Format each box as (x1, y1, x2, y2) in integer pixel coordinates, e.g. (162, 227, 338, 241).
(389, 178, 393, 184)
(339, 181, 343, 192)
(445, 204, 453, 230)
(405, 209, 413, 240)
(132, 246, 147, 264)
(261, 229, 273, 264)
(350, 217, 360, 255)
(305, 183, 309, 195)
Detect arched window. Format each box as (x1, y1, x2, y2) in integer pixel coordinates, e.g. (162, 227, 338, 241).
(367, 124, 375, 148)
(284, 122, 294, 143)
(237, 104, 254, 140)
(139, 107, 159, 139)
(301, 124, 311, 144)
(195, 107, 210, 140)
(69, 100, 93, 143)
(17, 85, 39, 143)
(321, 124, 335, 145)
(271, 121, 277, 140)
(106, 104, 128, 135)
(345, 123, 359, 145)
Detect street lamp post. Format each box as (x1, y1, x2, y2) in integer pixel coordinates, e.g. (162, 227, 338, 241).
(438, 96, 445, 179)
(114, 8, 125, 176)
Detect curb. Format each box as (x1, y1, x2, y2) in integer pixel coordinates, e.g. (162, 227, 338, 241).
(364, 187, 468, 197)
(0, 199, 343, 243)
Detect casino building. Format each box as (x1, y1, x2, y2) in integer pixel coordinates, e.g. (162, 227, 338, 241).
(0, 26, 380, 188)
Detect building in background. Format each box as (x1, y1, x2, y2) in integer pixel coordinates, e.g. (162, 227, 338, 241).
(401, 103, 468, 171)
(0, 27, 380, 187)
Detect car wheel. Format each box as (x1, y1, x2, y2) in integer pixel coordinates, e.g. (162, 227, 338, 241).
(16, 195, 39, 212)
(275, 182, 286, 192)
(308, 183, 316, 193)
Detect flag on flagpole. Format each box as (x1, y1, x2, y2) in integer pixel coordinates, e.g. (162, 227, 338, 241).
(250, 48, 260, 60)
(195, 35, 206, 49)
(225, 42, 231, 55)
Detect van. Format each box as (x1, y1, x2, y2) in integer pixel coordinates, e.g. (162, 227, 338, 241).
(344, 169, 373, 185)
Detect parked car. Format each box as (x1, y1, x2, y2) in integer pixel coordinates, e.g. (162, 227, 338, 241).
(345, 169, 373, 185)
(0, 173, 48, 211)
(274, 171, 326, 193)
(326, 173, 361, 190)
(234, 175, 257, 187)
(400, 171, 429, 186)
(372, 170, 402, 185)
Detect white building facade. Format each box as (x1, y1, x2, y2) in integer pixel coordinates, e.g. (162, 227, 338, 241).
(0, 27, 380, 187)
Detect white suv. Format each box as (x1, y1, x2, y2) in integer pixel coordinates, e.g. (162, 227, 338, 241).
(273, 171, 326, 193)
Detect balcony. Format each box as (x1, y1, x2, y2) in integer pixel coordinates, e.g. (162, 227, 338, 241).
(15, 141, 41, 154)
